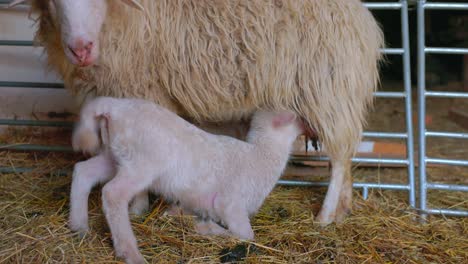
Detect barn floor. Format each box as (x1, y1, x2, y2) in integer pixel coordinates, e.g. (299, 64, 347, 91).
(0, 82, 467, 263)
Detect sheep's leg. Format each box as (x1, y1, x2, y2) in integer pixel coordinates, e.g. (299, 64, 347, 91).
(129, 191, 149, 215)
(102, 168, 152, 264)
(335, 162, 353, 223)
(194, 219, 229, 237)
(69, 153, 115, 234)
(316, 158, 347, 225)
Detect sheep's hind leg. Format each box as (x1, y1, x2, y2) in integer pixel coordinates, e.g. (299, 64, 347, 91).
(69, 153, 115, 235)
(316, 158, 351, 225)
(335, 162, 353, 223)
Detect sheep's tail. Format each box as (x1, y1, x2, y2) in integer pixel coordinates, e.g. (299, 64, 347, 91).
(72, 98, 111, 155)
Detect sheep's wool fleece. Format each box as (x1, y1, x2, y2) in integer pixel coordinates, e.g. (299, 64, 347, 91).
(32, 0, 384, 159)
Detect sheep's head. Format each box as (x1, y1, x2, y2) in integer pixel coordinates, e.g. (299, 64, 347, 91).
(10, 0, 143, 67)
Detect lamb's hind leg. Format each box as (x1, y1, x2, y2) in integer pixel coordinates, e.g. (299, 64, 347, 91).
(194, 219, 229, 237)
(69, 153, 115, 234)
(316, 157, 352, 225)
(221, 204, 254, 240)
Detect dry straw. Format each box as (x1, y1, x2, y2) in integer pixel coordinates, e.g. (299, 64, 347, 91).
(0, 125, 467, 263)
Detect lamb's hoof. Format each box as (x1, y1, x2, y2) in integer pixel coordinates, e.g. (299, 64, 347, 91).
(70, 227, 88, 239)
(125, 254, 145, 264)
(116, 248, 144, 264)
(237, 231, 254, 241)
(195, 220, 230, 237)
(129, 204, 149, 216)
(128, 201, 149, 215)
(194, 222, 212, 235)
(68, 220, 89, 238)
(163, 204, 188, 216)
(230, 227, 255, 241)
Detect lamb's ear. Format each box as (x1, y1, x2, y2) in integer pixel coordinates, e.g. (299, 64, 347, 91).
(8, 0, 28, 8)
(119, 0, 144, 11)
(272, 112, 296, 128)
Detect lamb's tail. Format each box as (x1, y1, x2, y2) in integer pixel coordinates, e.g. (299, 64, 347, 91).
(72, 98, 111, 155)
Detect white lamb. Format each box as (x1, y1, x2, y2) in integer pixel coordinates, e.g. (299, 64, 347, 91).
(69, 96, 303, 263)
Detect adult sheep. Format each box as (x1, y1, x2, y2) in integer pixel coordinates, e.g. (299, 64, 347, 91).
(10, 0, 384, 225)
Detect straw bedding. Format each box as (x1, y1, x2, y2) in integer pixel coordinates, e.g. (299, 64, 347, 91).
(0, 83, 467, 263)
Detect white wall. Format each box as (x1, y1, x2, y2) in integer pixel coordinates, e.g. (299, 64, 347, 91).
(0, 4, 77, 128)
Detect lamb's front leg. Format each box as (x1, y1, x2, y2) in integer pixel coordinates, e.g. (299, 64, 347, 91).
(102, 167, 153, 264)
(69, 153, 115, 235)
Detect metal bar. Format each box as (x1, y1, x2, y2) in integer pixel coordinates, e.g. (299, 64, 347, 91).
(364, 2, 402, 9)
(424, 208, 468, 217)
(2, 39, 404, 56)
(427, 183, 468, 192)
(0, 81, 65, 89)
(0, 167, 34, 174)
(291, 155, 409, 165)
(0, 166, 69, 175)
(363, 132, 407, 139)
(0, 144, 73, 152)
(423, 2, 468, 10)
(425, 158, 468, 166)
(277, 179, 410, 190)
(374, 91, 406, 98)
(0, 0, 22, 3)
(401, 0, 416, 208)
(425, 47, 468, 55)
(0, 40, 34, 46)
(425, 91, 468, 98)
(362, 187, 369, 200)
(381, 48, 405, 55)
(417, 0, 428, 218)
(0, 119, 73, 127)
(0, 5, 29, 11)
(426, 131, 468, 139)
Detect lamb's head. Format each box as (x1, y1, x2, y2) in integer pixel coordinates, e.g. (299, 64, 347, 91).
(248, 110, 304, 144)
(9, 0, 143, 67)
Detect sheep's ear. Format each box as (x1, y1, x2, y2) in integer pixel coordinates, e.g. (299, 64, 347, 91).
(119, 0, 144, 11)
(8, 0, 28, 8)
(272, 112, 296, 128)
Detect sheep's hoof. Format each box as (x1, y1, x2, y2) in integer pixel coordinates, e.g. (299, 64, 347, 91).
(335, 207, 351, 224)
(315, 212, 334, 227)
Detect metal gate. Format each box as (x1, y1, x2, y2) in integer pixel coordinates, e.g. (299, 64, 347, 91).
(0, 1, 466, 216)
(417, 1, 468, 217)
